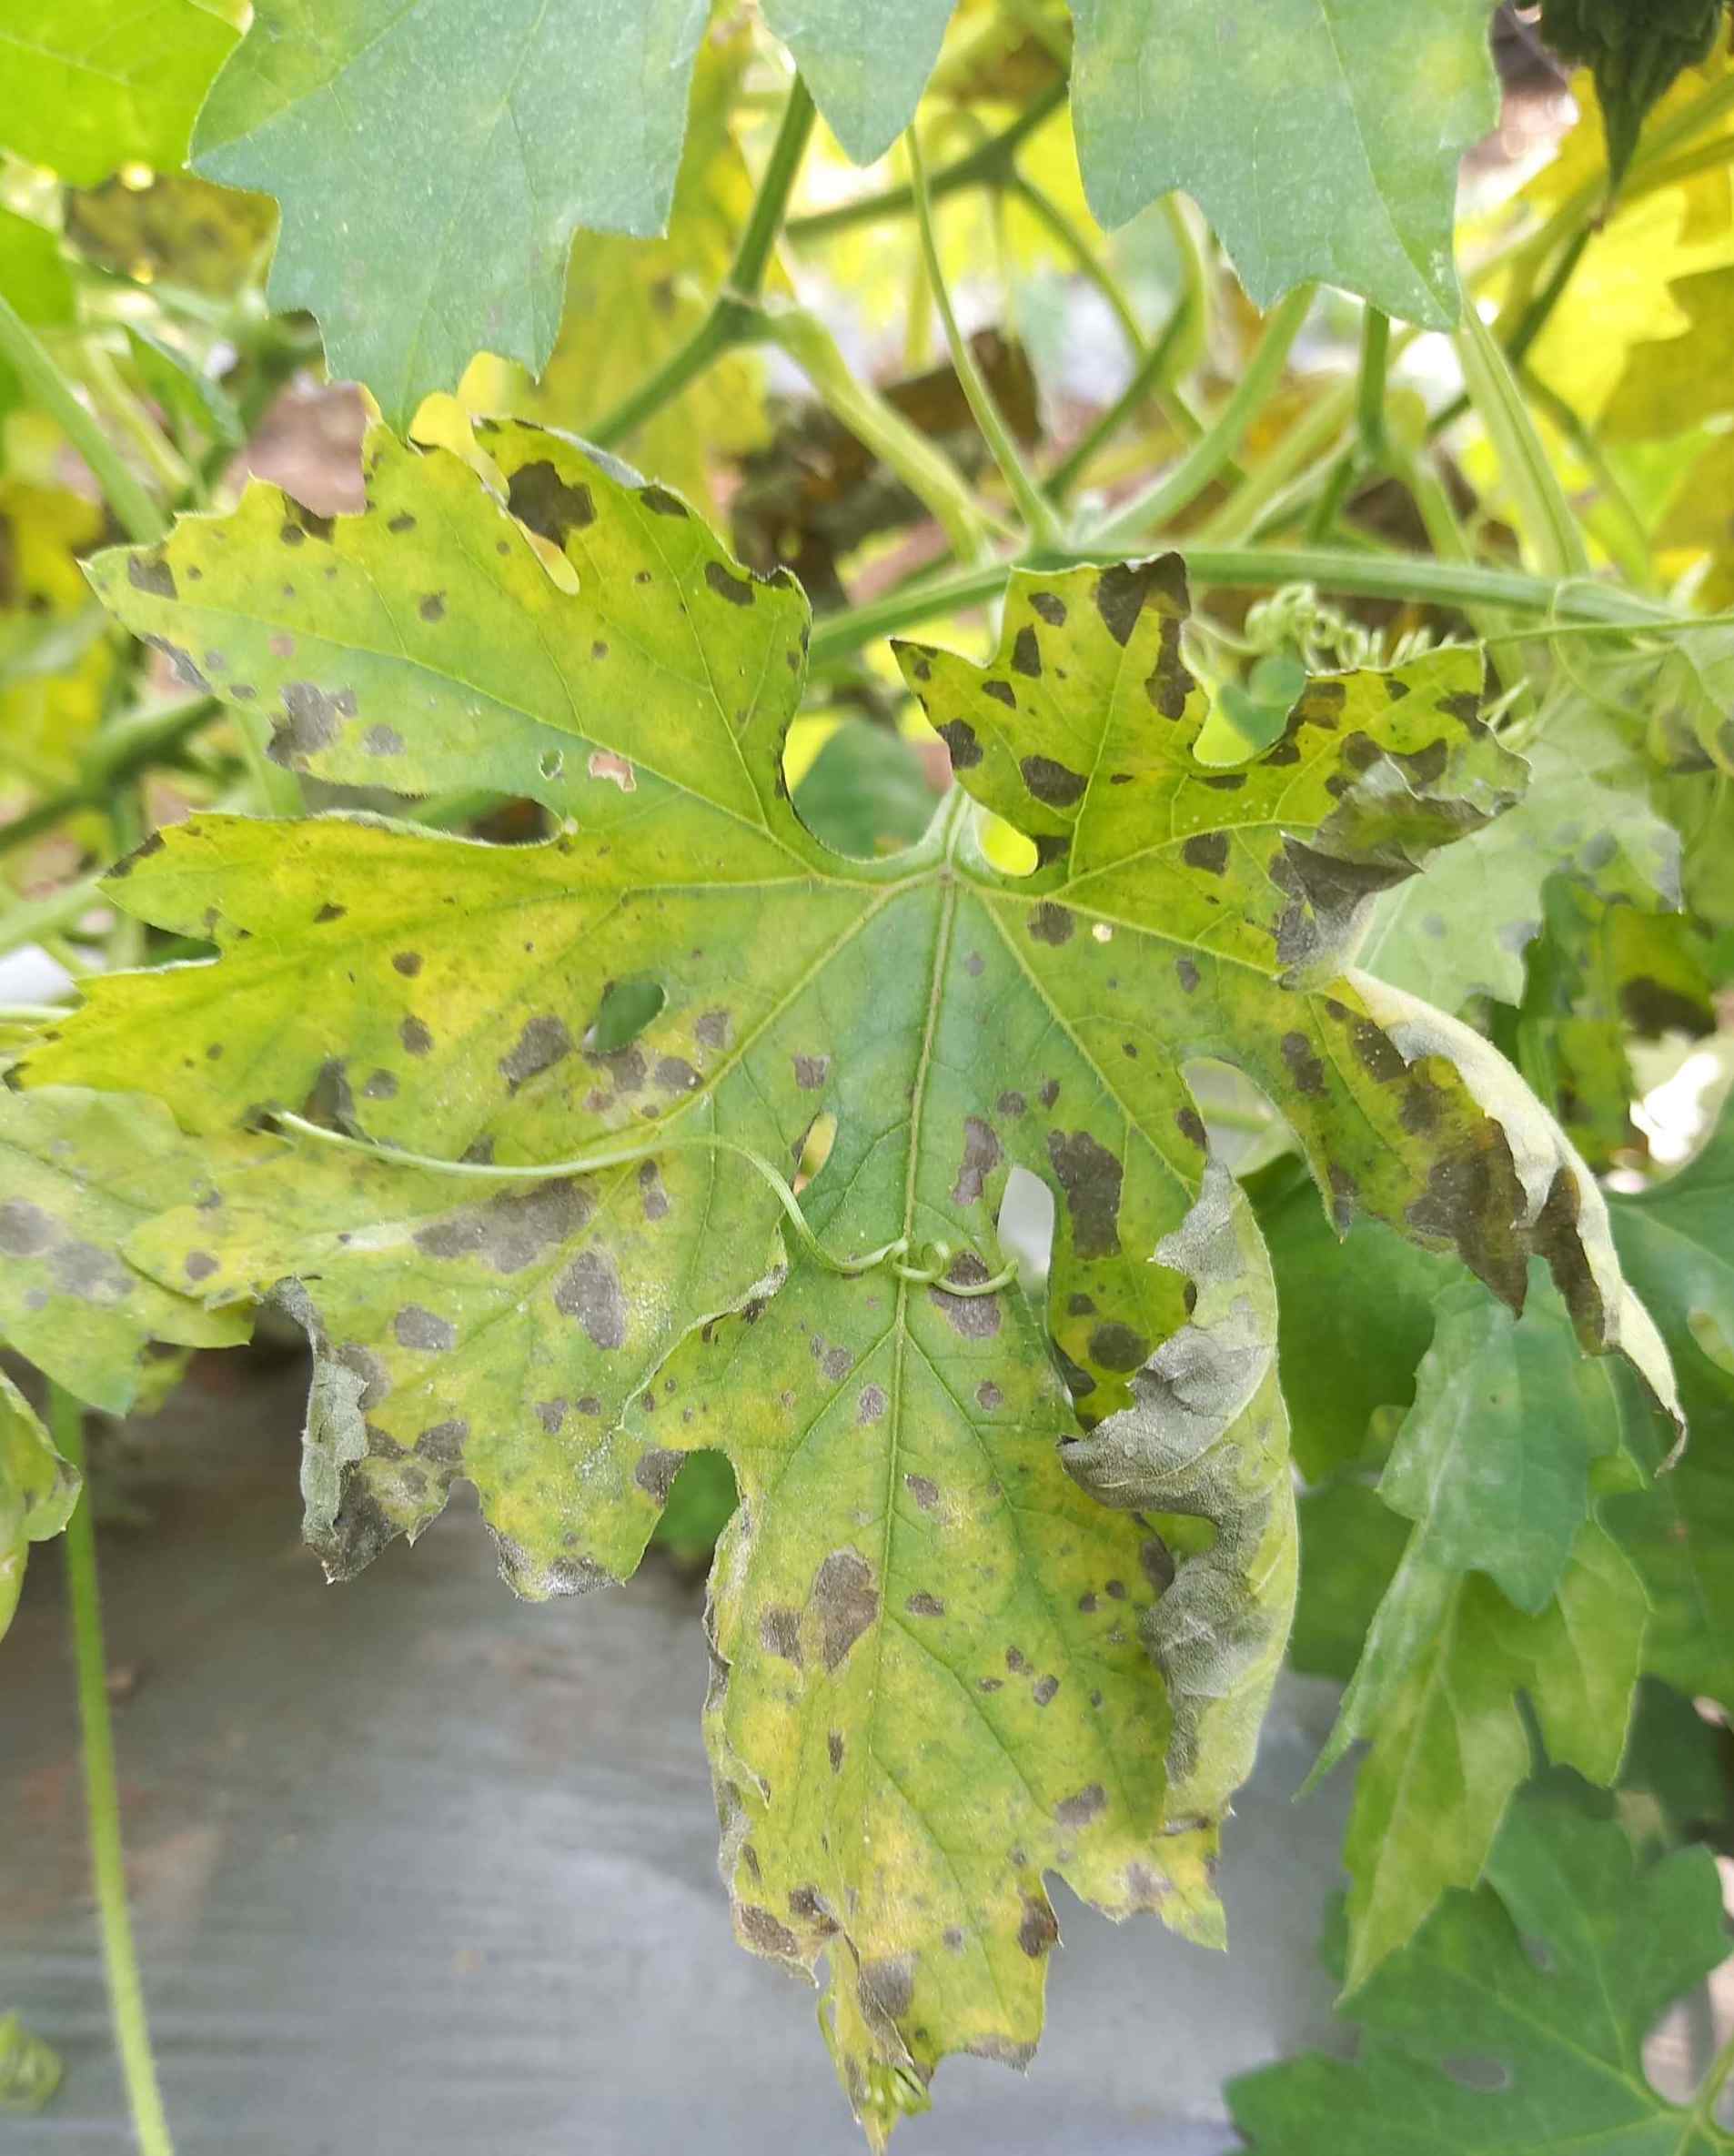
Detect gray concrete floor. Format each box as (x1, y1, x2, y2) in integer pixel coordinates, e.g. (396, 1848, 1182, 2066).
(0, 1352, 1352, 2152)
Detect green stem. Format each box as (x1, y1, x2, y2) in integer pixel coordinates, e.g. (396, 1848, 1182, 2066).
(1088, 286, 1316, 547)
(52, 1387, 176, 2156)
(591, 76, 818, 451)
(0, 868, 101, 961)
(1200, 378, 1356, 545)
(1044, 294, 1197, 502)
(1356, 307, 1390, 463)
(588, 300, 746, 450)
(0, 298, 164, 545)
(807, 541, 1668, 668)
(786, 81, 1068, 243)
(1686, 2026, 1734, 2140)
(728, 75, 817, 298)
(907, 132, 1057, 548)
(761, 307, 996, 558)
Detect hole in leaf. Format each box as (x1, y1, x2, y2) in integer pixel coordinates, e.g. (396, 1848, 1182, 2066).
(793, 1111, 838, 1191)
(650, 1450, 738, 1568)
(997, 1164, 1054, 1289)
(1194, 654, 1307, 766)
(584, 974, 665, 1055)
(1439, 2055, 1513, 2094)
(538, 747, 565, 781)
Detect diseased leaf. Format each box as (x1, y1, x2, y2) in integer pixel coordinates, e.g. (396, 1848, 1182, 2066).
(1515, 882, 1714, 1170)
(0, 1087, 251, 1415)
(1067, 0, 1498, 325)
(1228, 1794, 1734, 2153)
(44, 423, 1664, 2138)
(191, 0, 711, 428)
(0, 0, 237, 185)
(0, 1373, 79, 1645)
(1360, 705, 1682, 1014)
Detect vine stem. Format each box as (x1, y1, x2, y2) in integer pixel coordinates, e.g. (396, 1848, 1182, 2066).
(1687, 2024, 1734, 2140)
(272, 1114, 1019, 1296)
(906, 129, 1058, 548)
(1087, 286, 1316, 546)
(807, 541, 1672, 670)
(0, 298, 164, 547)
(51, 1385, 176, 2156)
(590, 72, 818, 450)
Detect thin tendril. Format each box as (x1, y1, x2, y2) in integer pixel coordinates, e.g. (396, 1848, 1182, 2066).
(271, 1112, 1019, 1297)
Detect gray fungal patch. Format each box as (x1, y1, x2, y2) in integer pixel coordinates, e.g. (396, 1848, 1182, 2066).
(638, 1161, 670, 1222)
(499, 1013, 573, 1092)
(928, 1252, 1002, 1337)
(1045, 1129, 1124, 1259)
(393, 1305, 455, 1352)
(553, 1247, 627, 1350)
(414, 1178, 590, 1273)
(50, 1240, 135, 1303)
(759, 1605, 802, 1664)
(270, 680, 357, 766)
(793, 1053, 829, 1090)
(0, 1200, 55, 1257)
(857, 1384, 887, 1425)
(363, 725, 404, 756)
(128, 551, 176, 599)
(1055, 1784, 1106, 1828)
(904, 1473, 939, 1510)
(951, 1114, 1003, 1206)
(633, 1448, 684, 1502)
(811, 1548, 878, 1671)
(905, 1592, 944, 1617)
(399, 1015, 433, 1056)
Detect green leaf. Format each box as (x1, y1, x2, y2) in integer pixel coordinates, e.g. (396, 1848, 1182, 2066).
(0, 1086, 251, 1415)
(1359, 706, 1682, 1013)
(762, 0, 954, 165)
(0, 0, 237, 185)
(1299, 1244, 1671, 1990)
(0, 2011, 63, 2114)
(491, 20, 768, 507)
(44, 425, 1656, 2136)
(1067, 0, 1498, 326)
(1606, 1102, 1734, 1711)
(0, 1372, 79, 1646)
(1228, 1794, 1734, 2152)
(190, 0, 711, 428)
(1330, 1522, 1649, 1997)
(1603, 262, 1734, 438)
(1256, 1173, 1442, 1483)
(791, 722, 940, 859)
(1539, 0, 1729, 192)
(1378, 1265, 1660, 1615)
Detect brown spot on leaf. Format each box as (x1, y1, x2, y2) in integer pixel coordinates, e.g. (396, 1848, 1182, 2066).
(393, 1305, 454, 1352)
(507, 460, 595, 544)
(1018, 1897, 1059, 1958)
(1029, 902, 1074, 945)
(704, 560, 755, 607)
(1021, 754, 1086, 807)
(1183, 831, 1228, 874)
(1056, 1784, 1106, 1829)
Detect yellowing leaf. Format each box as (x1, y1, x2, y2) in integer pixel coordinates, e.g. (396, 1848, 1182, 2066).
(43, 423, 1667, 2139)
